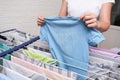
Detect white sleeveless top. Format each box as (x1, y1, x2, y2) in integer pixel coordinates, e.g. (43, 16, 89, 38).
(66, 0, 115, 17)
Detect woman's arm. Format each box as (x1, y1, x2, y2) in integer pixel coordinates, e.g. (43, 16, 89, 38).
(58, 0, 68, 16)
(97, 3, 113, 32)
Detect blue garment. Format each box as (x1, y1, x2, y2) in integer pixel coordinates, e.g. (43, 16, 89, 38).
(0, 73, 12, 80)
(40, 16, 105, 80)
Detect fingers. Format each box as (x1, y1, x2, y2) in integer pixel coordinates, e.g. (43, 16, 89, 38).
(38, 16, 44, 21)
(87, 22, 98, 27)
(80, 13, 93, 20)
(85, 18, 97, 25)
(80, 13, 98, 28)
(37, 16, 45, 26)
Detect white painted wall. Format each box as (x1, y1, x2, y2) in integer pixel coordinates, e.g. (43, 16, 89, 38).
(99, 25, 120, 49)
(0, 0, 61, 35)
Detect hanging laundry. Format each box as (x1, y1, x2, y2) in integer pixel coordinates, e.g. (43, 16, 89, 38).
(13, 51, 117, 80)
(27, 47, 52, 58)
(0, 65, 31, 80)
(40, 16, 105, 80)
(2, 59, 48, 80)
(12, 52, 78, 80)
(89, 56, 120, 80)
(0, 43, 10, 52)
(11, 56, 74, 80)
(22, 49, 58, 65)
(0, 43, 11, 60)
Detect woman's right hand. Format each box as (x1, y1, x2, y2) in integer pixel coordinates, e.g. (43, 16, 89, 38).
(37, 16, 45, 26)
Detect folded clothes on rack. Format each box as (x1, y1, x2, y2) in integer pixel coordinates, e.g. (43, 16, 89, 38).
(11, 55, 75, 80)
(90, 47, 120, 63)
(12, 49, 119, 80)
(12, 51, 78, 80)
(0, 58, 49, 80)
(0, 65, 32, 80)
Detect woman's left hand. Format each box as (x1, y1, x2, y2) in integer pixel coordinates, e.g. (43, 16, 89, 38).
(80, 13, 98, 28)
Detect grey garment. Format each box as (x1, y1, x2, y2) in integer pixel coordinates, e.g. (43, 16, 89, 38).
(2, 59, 48, 80)
(12, 52, 78, 80)
(0, 65, 31, 80)
(89, 56, 120, 80)
(0, 73, 12, 80)
(87, 65, 118, 80)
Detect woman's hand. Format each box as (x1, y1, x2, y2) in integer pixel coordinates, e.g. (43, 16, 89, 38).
(80, 13, 99, 28)
(37, 16, 45, 26)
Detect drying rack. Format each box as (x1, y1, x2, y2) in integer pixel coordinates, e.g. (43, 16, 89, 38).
(0, 29, 40, 57)
(0, 29, 120, 80)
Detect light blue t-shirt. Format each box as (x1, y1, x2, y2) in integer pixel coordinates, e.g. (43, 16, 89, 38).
(40, 16, 105, 80)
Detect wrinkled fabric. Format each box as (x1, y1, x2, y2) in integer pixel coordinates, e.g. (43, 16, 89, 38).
(0, 43, 10, 52)
(0, 65, 31, 80)
(90, 48, 120, 63)
(89, 56, 120, 80)
(13, 51, 116, 80)
(40, 16, 105, 80)
(0, 43, 11, 60)
(23, 49, 58, 65)
(0, 73, 12, 80)
(2, 59, 47, 80)
(12, 52, 77, 80)
(27, 47, 52, 58)
(11, 56, 74, 80)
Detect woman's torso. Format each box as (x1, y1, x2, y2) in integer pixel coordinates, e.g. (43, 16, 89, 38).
(67, 0, 114, 17)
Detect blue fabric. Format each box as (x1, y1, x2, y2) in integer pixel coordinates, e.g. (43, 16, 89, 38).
(0, 73, 12, 80)
(40, 16, 105, 80)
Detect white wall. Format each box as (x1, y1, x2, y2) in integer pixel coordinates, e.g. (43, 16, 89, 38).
(0, 0, 61, 35)
(99, 25, 120, 49)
